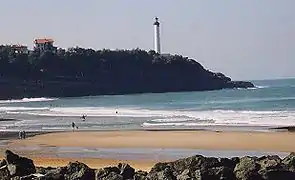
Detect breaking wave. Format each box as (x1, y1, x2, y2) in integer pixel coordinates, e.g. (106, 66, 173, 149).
(0, 97, 56, 104)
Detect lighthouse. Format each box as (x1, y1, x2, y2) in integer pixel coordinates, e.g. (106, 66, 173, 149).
(153, 17, 161, 54)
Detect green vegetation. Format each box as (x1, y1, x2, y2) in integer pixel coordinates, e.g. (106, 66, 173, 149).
(0, 45, 254, 99)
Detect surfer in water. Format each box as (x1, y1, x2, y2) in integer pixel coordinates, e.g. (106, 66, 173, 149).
(81, 114, 86, 121)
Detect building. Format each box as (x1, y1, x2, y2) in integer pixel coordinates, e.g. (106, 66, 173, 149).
(153, 17, 161, 54)
(34, 38, 57, 52)
(10, 44, 28, 54)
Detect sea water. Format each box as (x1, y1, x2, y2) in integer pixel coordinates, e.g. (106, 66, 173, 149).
(0, 78, 295, 132)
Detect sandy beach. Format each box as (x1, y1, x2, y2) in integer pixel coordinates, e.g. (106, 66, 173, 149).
(0, 156, 156, 171)
(2, 130, 295, 170)
(7, 130, 295, 152)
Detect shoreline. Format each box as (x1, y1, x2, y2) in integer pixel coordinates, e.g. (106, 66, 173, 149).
(6, 130, 295, 152)
(1, 130, 295, 172)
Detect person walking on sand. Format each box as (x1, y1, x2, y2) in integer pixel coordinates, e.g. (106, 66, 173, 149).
(72, 122, 76, 131)
(22, 131, 26, 139)
(19, 131, 22, 139)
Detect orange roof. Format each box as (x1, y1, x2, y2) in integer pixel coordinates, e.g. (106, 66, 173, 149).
(34, 38, 54, 44)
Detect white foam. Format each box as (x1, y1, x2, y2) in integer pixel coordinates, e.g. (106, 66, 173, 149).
(1, 107, 49, 112)
(151, 118, 192, 123)
(142, 122, 203, 127)
(0, 97, 56, 104)
(2, 104, 295, 129)
(255, 85, 269, 89)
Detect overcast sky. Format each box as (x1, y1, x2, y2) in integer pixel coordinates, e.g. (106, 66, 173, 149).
(1, 0, 294, 80)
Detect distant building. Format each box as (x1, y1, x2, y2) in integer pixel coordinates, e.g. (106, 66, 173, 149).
(10, 44, 29, 54)
(34, 38, 57, 52)
(153, 17, 161, 54)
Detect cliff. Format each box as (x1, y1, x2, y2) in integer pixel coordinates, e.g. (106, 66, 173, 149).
(0, 46, 254, 99)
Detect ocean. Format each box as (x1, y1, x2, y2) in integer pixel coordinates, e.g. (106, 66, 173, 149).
(0, 78, 295, 132)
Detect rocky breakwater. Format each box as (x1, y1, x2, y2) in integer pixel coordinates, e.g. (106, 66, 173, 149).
(1, 150, 295, 179)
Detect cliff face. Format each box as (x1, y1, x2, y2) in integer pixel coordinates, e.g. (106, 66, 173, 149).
(0, 47, 254, 100)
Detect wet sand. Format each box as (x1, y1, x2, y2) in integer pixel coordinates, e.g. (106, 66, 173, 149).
(0, 131, 45, 141)
(3, 130, 295, 170)
(0, 156, 155, 171)
(7, 130, 295, 152)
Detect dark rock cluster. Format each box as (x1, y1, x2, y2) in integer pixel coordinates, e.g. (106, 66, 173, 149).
(1, 150, 295, 180)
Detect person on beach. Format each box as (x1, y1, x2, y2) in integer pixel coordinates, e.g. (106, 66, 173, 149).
(19, 131, 22, 139)
(72, 122, 76, 131)
(22, 131, 26, 139)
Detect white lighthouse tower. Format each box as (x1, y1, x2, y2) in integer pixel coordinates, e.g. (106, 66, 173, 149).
(153, 17, 161, 54)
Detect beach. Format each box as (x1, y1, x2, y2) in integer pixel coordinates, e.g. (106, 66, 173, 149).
(1, 130, 294, 171)
(7, 130, 295, 151)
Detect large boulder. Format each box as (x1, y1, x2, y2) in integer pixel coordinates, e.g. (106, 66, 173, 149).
(117, 163, 135, 179)
(95, 166, 121, 180)
(37, 167, 65, 180)
(148, 155, 236, 180)
(283, 152, 295, 171)
(64, 161, 95, 180)
(234, 156, 261, 180)
(171, 155, 220, 174)
(4, 150, 36, 177)
(147, 166, 176, 180)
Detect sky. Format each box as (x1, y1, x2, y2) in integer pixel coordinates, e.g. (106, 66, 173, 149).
(0, 0, 294, 80)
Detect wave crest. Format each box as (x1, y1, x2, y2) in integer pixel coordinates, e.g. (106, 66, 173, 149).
(0, 97, 56, 104)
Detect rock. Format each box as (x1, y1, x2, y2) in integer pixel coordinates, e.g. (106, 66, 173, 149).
(5, 150, 36, 177)
(283, 152, 295, 171)
(202, 166, 235, 180)
(20, 174, 38, 180)
(148, 155, 229, 179)
(0, 166, 10, 180)
(258, 155, 295, 180)
(36, 166, 56, 175)
(171, 155, 220, 175)
(117, 163, 135, 179)
(64, 161, 95, 180)
(226, 81, 255, 89)
(176, 169, 192, 180)
(234, 156, 261, 180)
(10, 177, 20, 180)
(101, 172, 123, 180)
(95, 166, 121, 180)
(149, 162, 171, 173)
(38, 167, 66, 180)
(231, 157, 240, 165)
(219, 158, 237, 170)
(258, 155, 284, 171)
(147, 166, 176, 180)
(0, 159, 7, 168)
(134, 170, 148, 180)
